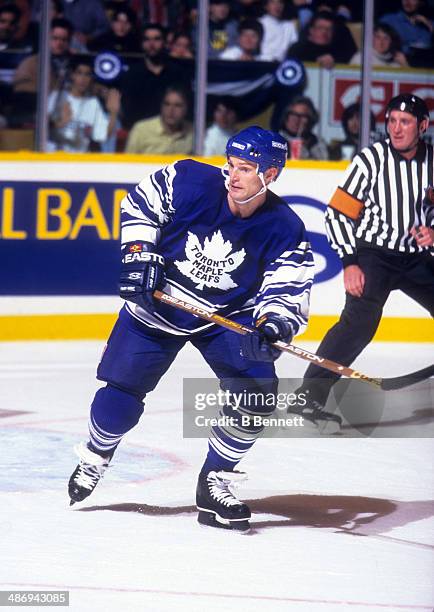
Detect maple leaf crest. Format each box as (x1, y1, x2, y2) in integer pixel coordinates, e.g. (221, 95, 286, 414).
(174, 230, 246, 291)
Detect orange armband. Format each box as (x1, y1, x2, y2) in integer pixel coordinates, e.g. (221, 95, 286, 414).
(329, 187, 364, 220)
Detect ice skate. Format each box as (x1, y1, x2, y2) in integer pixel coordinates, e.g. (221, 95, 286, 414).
(68, 442, 111, 506)
(196, 470, 251, 532)
(288, 398, 342, 435)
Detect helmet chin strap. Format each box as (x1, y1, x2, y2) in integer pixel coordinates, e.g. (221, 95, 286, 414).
(221, 163, 268, 205)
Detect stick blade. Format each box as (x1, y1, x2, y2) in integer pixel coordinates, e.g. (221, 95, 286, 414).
(380, 364, 434, 391)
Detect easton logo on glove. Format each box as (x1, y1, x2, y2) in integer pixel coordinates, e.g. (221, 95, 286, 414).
(123, 251, 165, 265)
(119, 241, 166, 314)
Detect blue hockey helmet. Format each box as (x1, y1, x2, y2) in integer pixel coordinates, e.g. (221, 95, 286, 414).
(225, 126, 288, 177)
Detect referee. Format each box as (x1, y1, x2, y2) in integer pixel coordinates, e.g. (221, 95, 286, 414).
(290, 93, 434, 430)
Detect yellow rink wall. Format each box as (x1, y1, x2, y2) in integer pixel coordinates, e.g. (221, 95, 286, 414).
(0, 152, 432, 343)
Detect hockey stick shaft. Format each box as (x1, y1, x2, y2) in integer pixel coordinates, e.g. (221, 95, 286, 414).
(153, 290, 383, 387)
(154, 291, 434, 391)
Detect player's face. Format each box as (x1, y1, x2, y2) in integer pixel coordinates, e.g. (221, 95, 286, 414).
(227, 156, 262, 200)
(388, 110, 421, 153)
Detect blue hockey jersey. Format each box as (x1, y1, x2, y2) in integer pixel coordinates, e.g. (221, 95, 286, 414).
(121, 159, 314, 336)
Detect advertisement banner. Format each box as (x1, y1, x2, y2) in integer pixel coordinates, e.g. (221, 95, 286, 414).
(0, 155, 431, 341)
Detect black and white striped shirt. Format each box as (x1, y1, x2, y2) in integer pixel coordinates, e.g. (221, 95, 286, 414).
(326, 139, 434, 266)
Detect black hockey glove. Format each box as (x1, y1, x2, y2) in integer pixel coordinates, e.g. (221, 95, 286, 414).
(241, 314, 293, 362)
(119, 241, 165, 313)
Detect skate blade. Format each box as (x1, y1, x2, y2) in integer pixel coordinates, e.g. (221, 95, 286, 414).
(197, 510, 250, 533)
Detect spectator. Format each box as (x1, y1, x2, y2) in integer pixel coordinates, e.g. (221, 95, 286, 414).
(12, 17, 73, 126)
(125, 84, 193, 154)
(259, 0, 298, 62)
(380, 0, 433, 67)
(58, 0, 110, 48)
(0, 3, 32, 51)
(328, 102, 376, 161)
(350, 23, 408, 67)
(287, 11, 356, 67)
(168, 31, 194, 59)
(233, 0, 263, 19)
(48, 57, 120, 152)
(203, 96, 238, 156)
(120, 23, 188, 130)
(197, 0, 238, 59)
(219, 18, 271, 60)
(13, 18, 73, 94)
(88, 6, 140, 53)
(279, 95, 328, 159)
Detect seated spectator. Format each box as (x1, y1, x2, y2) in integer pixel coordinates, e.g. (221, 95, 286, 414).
(47, 57, 120, 152)
(287, 11, 356, 68)
(58, 0, 110, 49)
(125, 84, 193, 154)
(259, 0, 298, 62)
(233, 0, 263, 19)
(219, 18, 271, 60)
(279, 95, 328, 159)
(13, 18, 73, 94)
(203, 96, 238, 156)
(328, 102, 376, 161)
(12, 17, 74, 126)
(120, 23, 189, 130)
(169, 31, 194, 59)
(380, 0, 433, 67)
(350, 23, 408, 67)
(193, 0, 238, 59)
(0, 3, 33, 52)
(87, 6, 140, 53)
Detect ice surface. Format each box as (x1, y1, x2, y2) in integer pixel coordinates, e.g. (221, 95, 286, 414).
(0, 340, 433, 611)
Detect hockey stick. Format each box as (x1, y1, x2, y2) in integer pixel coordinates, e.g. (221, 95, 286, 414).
(154, 290, 434, 391)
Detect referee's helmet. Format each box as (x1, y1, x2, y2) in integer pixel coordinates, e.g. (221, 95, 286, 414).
(385, 94, 430, 125)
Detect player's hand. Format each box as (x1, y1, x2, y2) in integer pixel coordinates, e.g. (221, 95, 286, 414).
(344, 264, 365, 297)
(119, 242, 166, 313)
(410, 225, 434, 248)
(240, 314, 293, 362)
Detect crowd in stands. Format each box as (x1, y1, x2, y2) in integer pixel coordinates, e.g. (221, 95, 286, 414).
(0, 0, 431, 158)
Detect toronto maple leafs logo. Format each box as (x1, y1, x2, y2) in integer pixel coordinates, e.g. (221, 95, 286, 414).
(174, 230, 246, 290)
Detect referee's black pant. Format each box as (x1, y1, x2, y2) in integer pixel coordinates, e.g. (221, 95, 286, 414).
(303, 248, 434, 406)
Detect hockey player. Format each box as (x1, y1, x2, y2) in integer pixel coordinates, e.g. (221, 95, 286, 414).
(289, 94, 434, 431)
(68, 126, 314, 531)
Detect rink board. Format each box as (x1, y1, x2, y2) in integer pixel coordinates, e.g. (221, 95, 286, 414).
(0, 152, 432, 341)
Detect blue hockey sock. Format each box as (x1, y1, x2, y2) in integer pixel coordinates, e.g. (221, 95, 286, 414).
(200, 404, 269, 474)
(88, 384, 144, 456)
